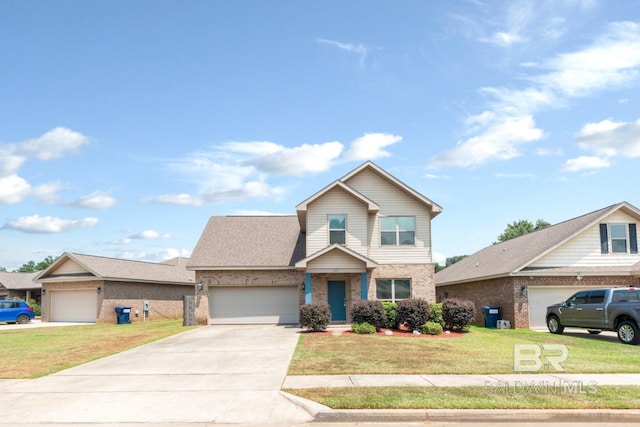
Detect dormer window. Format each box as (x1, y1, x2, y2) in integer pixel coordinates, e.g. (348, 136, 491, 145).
(381, 216, 415, 246)
(329, 215, 346, 245)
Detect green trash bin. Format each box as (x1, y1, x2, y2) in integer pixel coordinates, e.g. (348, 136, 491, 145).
(115, 306, 132, 324)
(482, 306, 500, 328)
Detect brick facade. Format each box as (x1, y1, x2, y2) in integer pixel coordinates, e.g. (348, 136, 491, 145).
(437, 275, 640, 328)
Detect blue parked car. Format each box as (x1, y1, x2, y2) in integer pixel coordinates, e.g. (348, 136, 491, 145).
(0, 300, 35, 324)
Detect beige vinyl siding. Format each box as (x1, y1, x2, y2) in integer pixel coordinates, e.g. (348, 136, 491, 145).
(344, 168, 432, 264)
(305, 248, 367, 273)
(531, 211, 640, 268)
(306, 187, 368, 257)
(53, 259, 90, 275)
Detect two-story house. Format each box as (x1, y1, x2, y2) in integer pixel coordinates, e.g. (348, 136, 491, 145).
(435, 202, 640, 329)
(188, 161, 442, 325)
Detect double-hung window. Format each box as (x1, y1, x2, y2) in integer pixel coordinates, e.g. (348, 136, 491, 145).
(329, 215, 346, 245)
(600, 223, 638, 254)
(376, 279, 411, 302)
(380, 216, 415, 246)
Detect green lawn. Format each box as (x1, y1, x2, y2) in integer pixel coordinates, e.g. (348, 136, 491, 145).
(288, 326, 638, 375)
(0, 319, 192, 378)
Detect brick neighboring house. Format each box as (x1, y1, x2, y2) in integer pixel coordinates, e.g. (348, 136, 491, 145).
(435, 202, 640, 329)
(0, 272, 40, 302)
(188, 161, 442, 325)
(35, 253, 194, 323)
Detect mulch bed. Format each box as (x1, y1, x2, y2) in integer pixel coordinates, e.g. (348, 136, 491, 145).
(301, 327, 466, 338)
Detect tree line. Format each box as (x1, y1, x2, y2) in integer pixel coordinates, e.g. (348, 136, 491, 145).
(0, 256, 57, 273)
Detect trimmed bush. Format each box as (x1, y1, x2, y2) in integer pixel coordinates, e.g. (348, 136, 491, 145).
(443, 298, 476, 331)
(429, 302, 444, 328)
(28, 298, 41, 317)
(351, 322, 376, 334)
(421, 321, 443, 335)
(350, 300, 386, 330)
(396, 298, 430, 332)
(299, 303, 331, 331)
(381, 301, 398, 329)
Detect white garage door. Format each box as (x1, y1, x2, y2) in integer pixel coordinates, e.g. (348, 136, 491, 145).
(209, 286, 299, 324)
(51, 290, 98, 322)
(528, 286, 592, 329)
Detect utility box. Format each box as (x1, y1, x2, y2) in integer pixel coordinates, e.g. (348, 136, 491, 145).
(482, 306, 500, 328)
(115, 306, 132, 324)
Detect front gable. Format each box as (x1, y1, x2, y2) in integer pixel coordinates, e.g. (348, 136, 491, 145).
(295, 244, 378, 273)
(37, 255, 96, 282)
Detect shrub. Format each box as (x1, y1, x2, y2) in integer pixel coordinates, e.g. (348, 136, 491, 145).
(429, 302, 444, 328)
(421, 321, 443, 335)
(350, 300, 386, 330)
(396, 298, 430, 332)
(299, 303, 331, 331)
(351, 322, 376, 334)
(28, 298, 41, 317)
(443, 298, 476, 331)
(381, 301, 398, 329)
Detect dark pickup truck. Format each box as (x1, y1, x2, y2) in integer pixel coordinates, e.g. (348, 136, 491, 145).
(546, 287, 640, 345)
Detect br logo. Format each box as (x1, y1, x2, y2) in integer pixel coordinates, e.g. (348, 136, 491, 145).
(513, 344, 568, 372)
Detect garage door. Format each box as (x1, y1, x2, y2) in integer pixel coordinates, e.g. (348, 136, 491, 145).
(209, 286, 299, 324)
(50, 289, 98, 322)
(528, 286, 592, 329)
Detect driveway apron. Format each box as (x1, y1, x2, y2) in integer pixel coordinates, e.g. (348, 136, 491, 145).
(0, 324, 313, 425)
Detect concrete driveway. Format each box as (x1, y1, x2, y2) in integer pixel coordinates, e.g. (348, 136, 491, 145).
(0, 324, 316, 425)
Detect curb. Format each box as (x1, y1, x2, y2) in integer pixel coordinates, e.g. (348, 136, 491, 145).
(314, 408, 640, 424)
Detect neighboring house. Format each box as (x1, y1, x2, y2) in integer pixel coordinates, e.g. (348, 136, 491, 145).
(188, 161, 442, 325)
(435, 202, 640, 329)
(0, 271, 40, 302)
(35, 253, 194, 323)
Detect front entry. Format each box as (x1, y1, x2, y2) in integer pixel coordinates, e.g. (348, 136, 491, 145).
(327, 280, 346, 322)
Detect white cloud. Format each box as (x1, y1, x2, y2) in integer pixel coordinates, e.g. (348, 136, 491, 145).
(129, 230, 171, 240)
(575, 118, 640, 158)
(432, 20, 640, 169)
(0, 128, 89, 204)
(142, 193, 205, 207)
(118, 248, 191, 263)
(343, 133, 402, 162)
(3, 215, 98, 233)
(71, 191, 117, 210)
(561, 156, 610, 172)
(429, 115, 543, 168)
(317, 38, 371, 66)
(246, 141, 344, 175)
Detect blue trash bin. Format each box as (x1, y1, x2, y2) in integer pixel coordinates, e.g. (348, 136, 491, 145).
(115, 306, 132, 324)
(482, 306, 500, 328)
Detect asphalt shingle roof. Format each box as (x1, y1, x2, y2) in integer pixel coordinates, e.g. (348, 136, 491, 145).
(187, 216, 305, 269)
(0, 271, 39, 290)
(436, 202, 639, 285)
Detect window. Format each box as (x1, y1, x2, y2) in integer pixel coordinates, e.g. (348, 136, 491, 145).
(600, 223, 638, 254)
(587, 290, 606, 304)
(376, 279, 411, 301)
(380, 216, 415, 246)
(329, 215, 346, 245)
(568, 291, 588, 305)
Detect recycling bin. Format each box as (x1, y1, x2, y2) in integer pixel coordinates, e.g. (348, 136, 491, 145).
(482, 306, 500, 328)
(115, 306, 132, 324)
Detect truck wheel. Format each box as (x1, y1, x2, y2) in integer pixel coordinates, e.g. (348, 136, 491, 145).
(617, 321, 640, 345)
(547, 315, 564, 334)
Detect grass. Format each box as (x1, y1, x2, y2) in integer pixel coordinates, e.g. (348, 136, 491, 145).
(0, 319, 193, 378)
(286, 386, 640, 409)
(288, 325, 640, 375)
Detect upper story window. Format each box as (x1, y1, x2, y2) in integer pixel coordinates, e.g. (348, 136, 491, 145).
(600, 223, 638, 254)
(380, 216, 415, 246)
(329, 215, 346, 245)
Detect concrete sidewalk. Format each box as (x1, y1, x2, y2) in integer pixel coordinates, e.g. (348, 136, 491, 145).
(284, 373, 640, 388)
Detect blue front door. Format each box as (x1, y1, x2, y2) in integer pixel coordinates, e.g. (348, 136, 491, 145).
(328, 280, 346, 322)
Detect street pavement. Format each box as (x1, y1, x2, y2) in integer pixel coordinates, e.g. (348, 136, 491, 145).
(1, 323, 640, 426)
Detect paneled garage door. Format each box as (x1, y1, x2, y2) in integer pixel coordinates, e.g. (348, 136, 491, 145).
(209, 286, 299, 324)
(528, 286, 592, 329)
(50, 289, 98, 322)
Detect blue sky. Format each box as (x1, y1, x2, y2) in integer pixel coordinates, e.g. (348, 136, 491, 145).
(1, 1, 640, 270)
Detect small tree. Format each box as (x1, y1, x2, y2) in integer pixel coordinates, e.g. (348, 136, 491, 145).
(381, 301, 398, 329)
(396, 298, 430, 332)
(429, 302, 445, 328)
(299, 303, 331, 331)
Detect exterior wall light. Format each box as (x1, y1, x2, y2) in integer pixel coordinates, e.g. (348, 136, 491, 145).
(197, 281, 203, 291)
(97, 287, 101, 293)
(520, 285, 527, 296)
